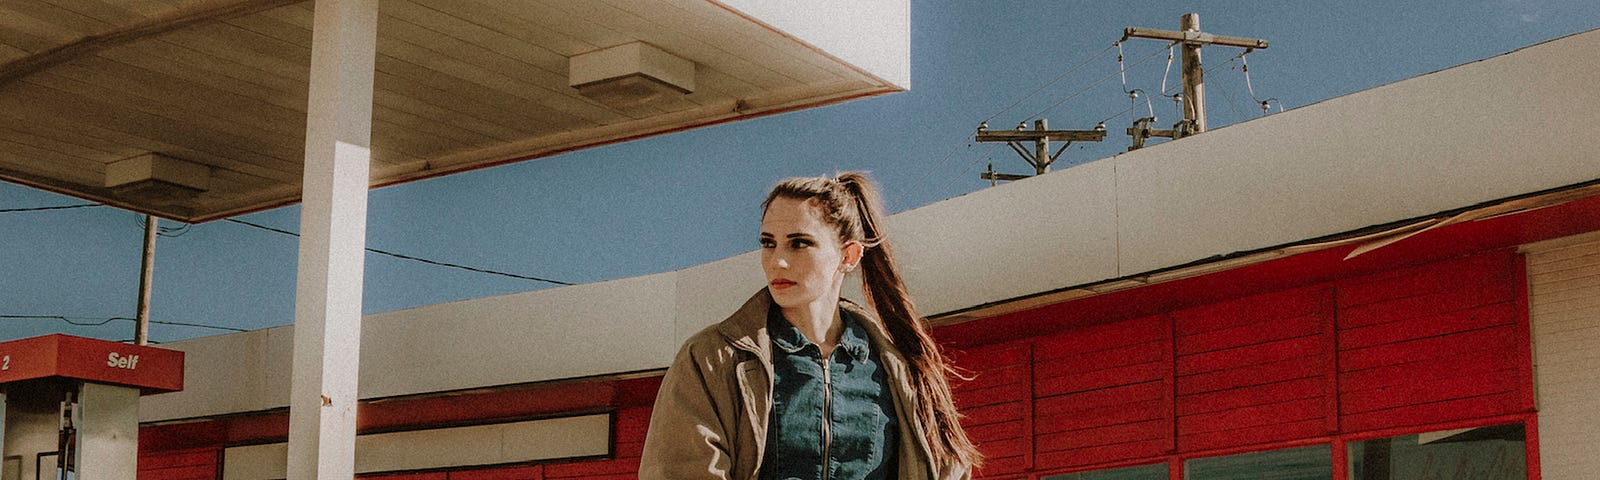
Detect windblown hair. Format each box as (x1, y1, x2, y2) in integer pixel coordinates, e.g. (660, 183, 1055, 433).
(762, 171, 983, 470)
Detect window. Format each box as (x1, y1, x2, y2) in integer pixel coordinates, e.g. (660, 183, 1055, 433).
(1044, 462, 1168, 480)
(1186, 445, 1332, 480)
(1347, 423, 1526, 479)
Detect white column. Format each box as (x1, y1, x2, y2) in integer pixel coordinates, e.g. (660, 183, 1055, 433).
(75, 383, 141, 479)
(287, 0, 377, 478)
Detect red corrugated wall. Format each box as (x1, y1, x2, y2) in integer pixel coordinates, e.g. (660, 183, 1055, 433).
(139, 448, 219, 479)
(951, 250, 1532, 479)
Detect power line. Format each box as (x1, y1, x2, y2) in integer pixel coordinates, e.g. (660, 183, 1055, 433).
(1021, 42, 1175, 122)
(1238, 52, 1282, 114)
(906, 141, 973, 200)
(0, 203, 100, 213)
(981, 43, 1120, 124)
(1160, 43, 1177, 99)
(0, 314, 249, 332)
(224, 218, 575, 286)
(1097, 100, 1145, 125)
(2, 203, 576, 286)
(135, 215, 192, 237)
(943, 152, 993, 194)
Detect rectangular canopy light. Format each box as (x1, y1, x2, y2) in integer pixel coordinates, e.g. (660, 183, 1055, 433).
(569, 42, 695, 108)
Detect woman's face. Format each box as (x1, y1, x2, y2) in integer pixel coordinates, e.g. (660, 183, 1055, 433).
(760, 196, 859, 311)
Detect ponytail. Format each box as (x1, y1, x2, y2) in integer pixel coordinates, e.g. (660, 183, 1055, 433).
(763, 172, 983, 470)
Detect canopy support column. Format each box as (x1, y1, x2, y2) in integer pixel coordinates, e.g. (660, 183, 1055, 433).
(287, 0, 377, 478)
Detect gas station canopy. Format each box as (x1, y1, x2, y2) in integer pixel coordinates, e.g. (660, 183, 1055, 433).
(0, 0, 909, 222)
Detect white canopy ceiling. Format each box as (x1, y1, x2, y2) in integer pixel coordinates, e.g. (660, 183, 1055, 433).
(0, 0, 909, 222)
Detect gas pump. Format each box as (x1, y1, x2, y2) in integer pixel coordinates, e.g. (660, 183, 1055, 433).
(54, 389, 78, 479)
(0, 335, 183, 480)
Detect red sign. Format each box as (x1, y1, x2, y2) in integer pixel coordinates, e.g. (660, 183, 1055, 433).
(0, 334, 183, 394)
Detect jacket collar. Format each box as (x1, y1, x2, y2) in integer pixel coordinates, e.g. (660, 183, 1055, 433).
(768, 307, 873, 363)
(716, 288, 775, 361)
(716, 289, 899, 365)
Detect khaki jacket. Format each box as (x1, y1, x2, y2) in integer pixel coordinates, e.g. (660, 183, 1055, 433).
(640, 289, 971, 480)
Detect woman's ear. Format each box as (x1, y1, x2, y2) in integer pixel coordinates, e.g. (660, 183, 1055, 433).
(841, 241, 865, 271)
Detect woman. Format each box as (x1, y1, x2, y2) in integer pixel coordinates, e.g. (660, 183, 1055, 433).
(641, 172, 980, 480)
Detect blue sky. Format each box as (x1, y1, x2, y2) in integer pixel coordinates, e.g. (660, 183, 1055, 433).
(4, 1, 1598, 343)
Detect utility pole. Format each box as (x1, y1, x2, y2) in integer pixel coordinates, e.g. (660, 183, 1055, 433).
(135, 215, 156, 345)
(975, 118, 1105, 183)
(1123, 13, 1267, 149)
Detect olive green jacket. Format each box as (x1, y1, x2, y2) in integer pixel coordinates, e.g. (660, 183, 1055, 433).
(639, 289, 971, 480)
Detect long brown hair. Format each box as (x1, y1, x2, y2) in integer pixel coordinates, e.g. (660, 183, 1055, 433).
(762, 171, 982, 469)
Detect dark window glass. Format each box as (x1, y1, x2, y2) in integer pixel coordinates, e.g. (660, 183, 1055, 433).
(1043, 462, 1168, 480)
(1348, 423, 1526, 479)
(1186, 445, 1333, 480)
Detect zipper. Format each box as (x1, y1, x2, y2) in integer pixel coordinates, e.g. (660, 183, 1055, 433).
(821, 358, 833, 480)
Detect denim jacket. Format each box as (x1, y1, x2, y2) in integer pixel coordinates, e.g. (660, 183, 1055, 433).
(639, 288, 971, 480)
(763, 306, 898, 480)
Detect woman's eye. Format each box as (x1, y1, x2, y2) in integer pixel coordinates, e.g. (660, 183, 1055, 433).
(759, 239, 775, 248)
(790, 240, 812, 249)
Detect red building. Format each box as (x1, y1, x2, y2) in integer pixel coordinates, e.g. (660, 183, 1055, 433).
(136, 29, 1600, 479)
